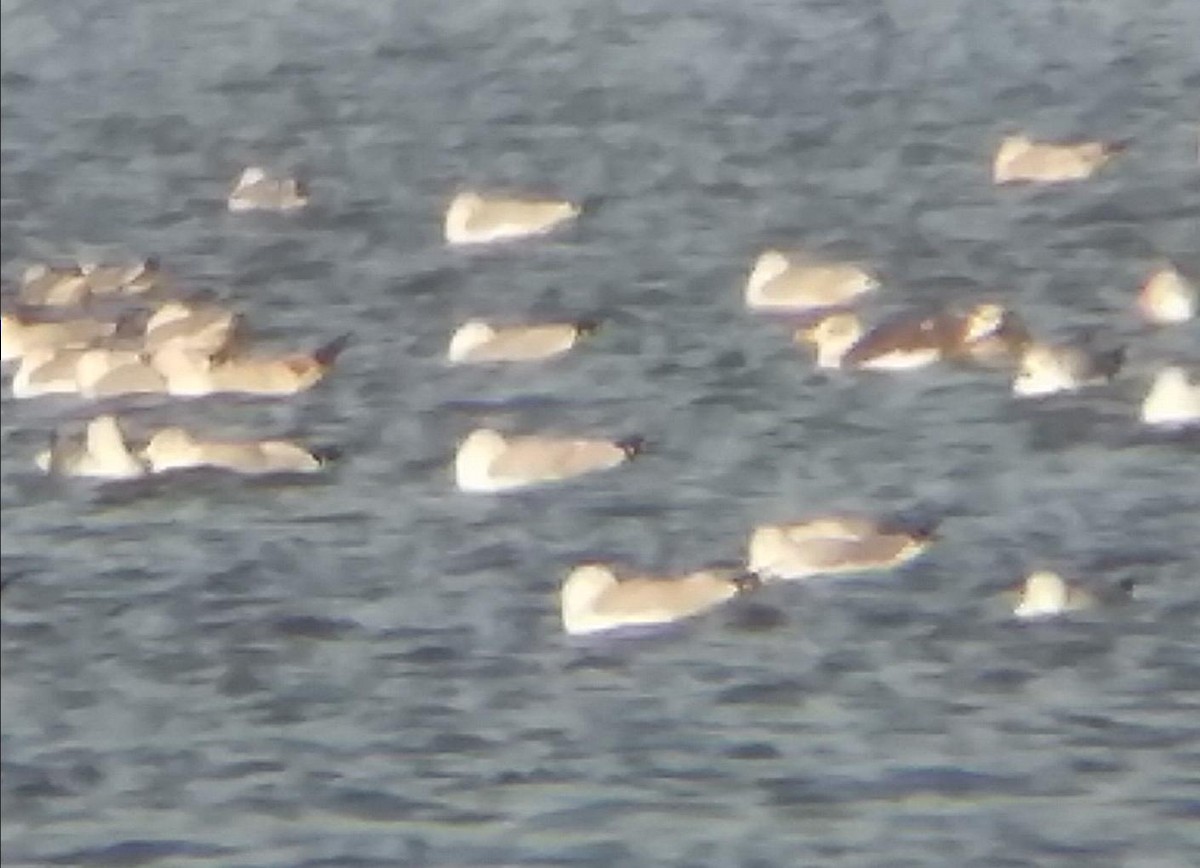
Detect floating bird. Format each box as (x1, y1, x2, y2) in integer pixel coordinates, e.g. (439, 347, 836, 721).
(72, 347, 153, 397)
(1011, 571, 1096, 618)
(18, 260, 162, 305)
(1, 313, 116, 364)
(744, 249, 879, 312)
(446, 318, 597, 364)
(1141, 367, 1200, 428)
(19, 264, 90, 307)
(153, 334, 349, 397)
(9, 346, 144, 399)
(141, 427, 325, 475)
(797, 303, 1025, 370)
(82, 353, 168, 399)
(747, 516, 934, 581)
(992, 134, 1125, 184)
(11, 347, 87, 398)
(35, 414, 145, 479)
(1012, 340, 1125, 397)
(143, 298, 240, 356)
(560, 563, 759, 636)
(1007, 570, 1133, 619)
(443, 191, 579, 245)
(78, 258, 163, 296)
(454, 428, 642, 493)
(836, 308, 970, 370)
(1137, 264, 1196, 325)
(227, 167, 309, 212)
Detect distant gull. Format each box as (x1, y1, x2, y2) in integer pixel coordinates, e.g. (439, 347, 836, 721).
(446, 318, 598, 364)
(454, 428, 642, 493)
(1137, 263, 1196, 325)
(1140, 366, 1200, 428)
(443, 191, 579, 245)
(143, 298, 241, 357)
(153, 334, 349, 397)
(796, 303, 1027, 370)
(19, 264, 91, 307)
(747, 516, 935, 581)
(1012, 339, 1124, 397)
(35, 414, 145, 479)
(744, 249, 878, 312)
(1007, 570, 1133, 620)
(992, 133, 1125, 184)
(560, 563, 758, 636)
(141, 426, 327, 475)
(1, 313, 116, 364)
(227, 166, 309, 212)
(19, 259, 163, 305)
(78, 258, 163, 296)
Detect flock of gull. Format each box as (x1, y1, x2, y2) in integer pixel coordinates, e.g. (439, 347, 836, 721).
(2, 133, 1197, 636)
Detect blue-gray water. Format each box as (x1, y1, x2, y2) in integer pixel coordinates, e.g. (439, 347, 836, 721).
(3, 1, 1199, 866)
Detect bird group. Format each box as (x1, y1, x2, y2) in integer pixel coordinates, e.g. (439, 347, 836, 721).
(438, 133, 1195, 636)
(2, 170, 345, 479)
(3, 132, 1195, 635)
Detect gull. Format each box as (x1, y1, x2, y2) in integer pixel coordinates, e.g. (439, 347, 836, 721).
(35, 414, 145, 479)
(1012, 340, 1124, 397)
(560, 563, 759, 636)
(444, 191, 579, 245)
(1140, 367, 1200, 428)
(1137, 264, 1195, 325)
(141, 427, 326, 475)
(227, 166, 309, 212)
(446, 318, 597, 364)
(1, 313, 116, 364)
(744, 249, 879, 312)
(993, 134, 1125, 184)
(454, 428, 642, 493)
(797, 303, 1027, 370)
(747, 516, 935, 581)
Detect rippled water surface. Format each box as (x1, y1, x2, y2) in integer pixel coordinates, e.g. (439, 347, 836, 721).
(3, 1, 1200, 865)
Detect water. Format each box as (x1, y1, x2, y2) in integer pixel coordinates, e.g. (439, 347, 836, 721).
(3, 1, 1199, 865)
